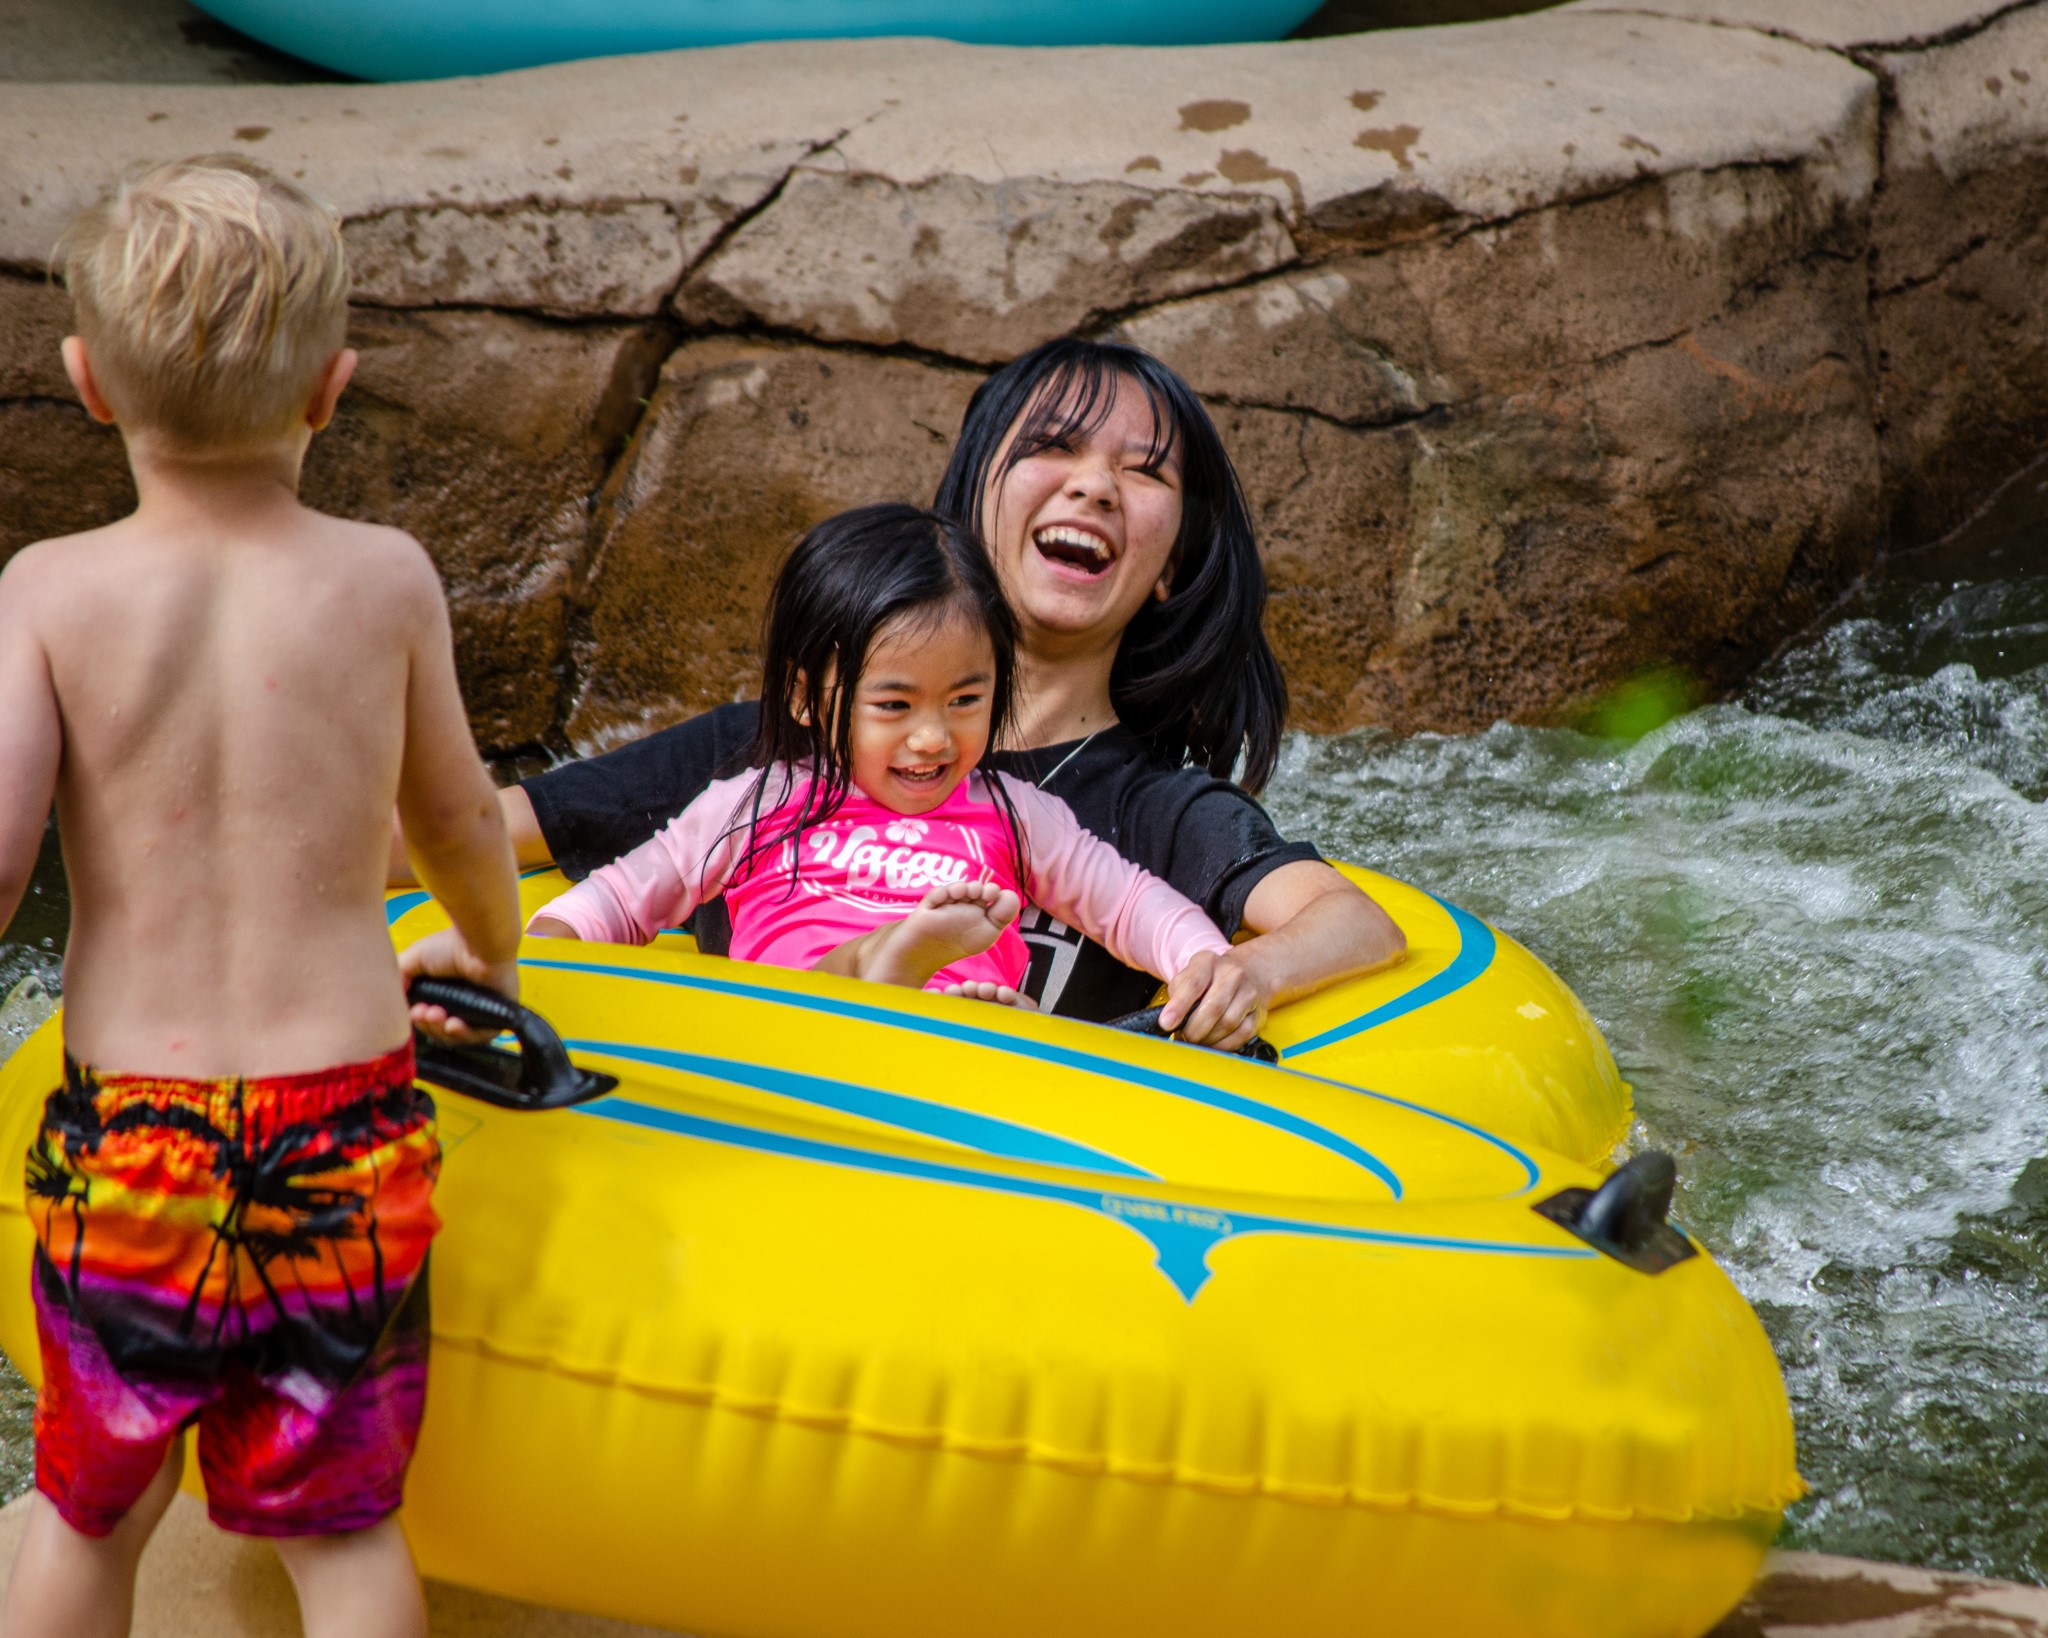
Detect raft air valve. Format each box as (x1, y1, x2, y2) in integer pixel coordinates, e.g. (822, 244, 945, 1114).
(1534, 1150, 1698, 1274)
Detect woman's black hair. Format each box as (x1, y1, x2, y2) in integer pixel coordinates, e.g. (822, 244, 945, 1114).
(932, 337, 1288, 792)
(735, 502, 1024, 883)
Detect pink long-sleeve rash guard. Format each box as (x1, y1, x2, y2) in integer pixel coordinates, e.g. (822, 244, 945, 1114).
(532, 767, 1232, 993)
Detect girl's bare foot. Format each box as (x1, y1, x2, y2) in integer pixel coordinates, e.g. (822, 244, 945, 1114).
(851, 878, 1021, 990)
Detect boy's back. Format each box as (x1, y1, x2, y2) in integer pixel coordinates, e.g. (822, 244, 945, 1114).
(10, 501, 453, 1076)
(0, 155, 520, 1638)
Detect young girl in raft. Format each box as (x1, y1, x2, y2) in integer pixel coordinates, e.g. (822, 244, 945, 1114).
(528, 503, 1243, 1015)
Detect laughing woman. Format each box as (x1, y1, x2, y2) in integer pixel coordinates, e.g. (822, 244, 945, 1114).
(409, 339, 1404, 1046)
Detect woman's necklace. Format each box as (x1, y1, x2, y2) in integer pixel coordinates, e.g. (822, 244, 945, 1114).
(1034, 728, 1102, 791)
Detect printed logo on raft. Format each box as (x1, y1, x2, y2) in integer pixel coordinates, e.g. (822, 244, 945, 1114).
(1103, 1196, 1233, 1237)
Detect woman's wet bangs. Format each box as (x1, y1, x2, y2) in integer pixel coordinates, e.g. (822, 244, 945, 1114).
(1001, 352, 1178, 481)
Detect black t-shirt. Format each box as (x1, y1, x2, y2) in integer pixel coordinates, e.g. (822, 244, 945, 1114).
(522, 702, 1321, 1022)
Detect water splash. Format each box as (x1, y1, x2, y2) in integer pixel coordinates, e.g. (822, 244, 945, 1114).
(0, 977, 56, 1068)
(1263, 512, 2048, 1581)
(0, 822, 66, 1027)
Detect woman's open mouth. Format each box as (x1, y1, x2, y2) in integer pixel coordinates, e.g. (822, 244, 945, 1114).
(1033, 525, 1114, 578)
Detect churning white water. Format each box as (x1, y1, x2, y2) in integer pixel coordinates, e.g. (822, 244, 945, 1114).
(1262, 477, 2048, 1580)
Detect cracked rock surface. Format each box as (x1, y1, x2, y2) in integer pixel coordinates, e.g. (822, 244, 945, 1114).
(2, 4, 2043, 750)
(1706, 1550, 2048, 1636)
(1872, 2, 2048, 544)
(565, 338, 980, 747)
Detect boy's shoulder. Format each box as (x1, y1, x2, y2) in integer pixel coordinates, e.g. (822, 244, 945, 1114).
(3, 512, 439, 605)
(0, 522, 113, 577)
(301, 511, 433, 571)
(0, 522, 129, 615)
(289, 512, 444, 616)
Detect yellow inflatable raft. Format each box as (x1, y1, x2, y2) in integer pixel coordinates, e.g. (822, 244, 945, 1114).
(0, 865, 1799, 1637)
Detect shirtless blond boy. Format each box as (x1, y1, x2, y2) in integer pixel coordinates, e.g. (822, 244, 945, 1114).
(0, 156, 521, 1638)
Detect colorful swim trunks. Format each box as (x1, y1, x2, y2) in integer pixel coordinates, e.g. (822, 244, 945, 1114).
(25, 1042, 438, 1537)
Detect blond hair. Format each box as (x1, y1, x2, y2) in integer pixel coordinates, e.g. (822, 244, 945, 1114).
(55, 155, 349, 447)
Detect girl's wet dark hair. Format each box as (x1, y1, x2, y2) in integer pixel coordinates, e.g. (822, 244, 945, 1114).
(737, 502, 1023, 880)
(933, 338, 1287, 792)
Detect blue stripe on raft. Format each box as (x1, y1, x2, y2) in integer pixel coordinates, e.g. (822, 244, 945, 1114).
(386, 890, 430, 926)
(1280, 894, 1499, 1060)
(576, 1095, 1591, 1301)
(386, 866, 567, 927)
(1288, 1067, 1541, 1197)
(567, 1038, 1154, 1180)
(524, 957, 1405, 1200)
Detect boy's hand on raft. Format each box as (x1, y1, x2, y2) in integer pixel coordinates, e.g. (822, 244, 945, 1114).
(1159, 950, 1268, 1053)
(398, 927, 522, 1045)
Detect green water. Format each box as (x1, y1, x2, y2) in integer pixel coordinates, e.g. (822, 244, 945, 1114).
(1, 477, 2044, 1578)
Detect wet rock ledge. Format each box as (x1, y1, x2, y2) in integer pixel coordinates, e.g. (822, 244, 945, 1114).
(3, 1, 2045, 751)
(0, 1490, 2044, 1636)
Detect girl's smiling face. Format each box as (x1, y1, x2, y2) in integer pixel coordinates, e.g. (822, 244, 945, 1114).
(981, 377, 1183, 649)
(845, 607, 998, 815)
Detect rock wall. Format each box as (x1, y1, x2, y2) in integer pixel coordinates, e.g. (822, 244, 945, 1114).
(1568, 0, 2048, 581)
(4, 1489, 2047, 1638)
(2, 5, 2043, 752)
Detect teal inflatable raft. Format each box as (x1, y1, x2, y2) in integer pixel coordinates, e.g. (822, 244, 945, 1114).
(196, 0, 1324, 80)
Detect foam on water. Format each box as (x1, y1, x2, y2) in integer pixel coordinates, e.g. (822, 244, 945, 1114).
(0, 825, 64, 1015)
(1262, 479, 2048, 1580)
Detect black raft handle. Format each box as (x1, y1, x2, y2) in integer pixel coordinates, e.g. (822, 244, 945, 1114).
(1105, 1003, 1281, 1065)
(1533, 1150, 1698, 1275)
(407, 976, 617, 1111)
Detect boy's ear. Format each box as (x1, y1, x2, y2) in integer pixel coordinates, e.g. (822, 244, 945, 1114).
(304, 348, 358, 433)
(61, 337, 118, 425)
